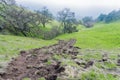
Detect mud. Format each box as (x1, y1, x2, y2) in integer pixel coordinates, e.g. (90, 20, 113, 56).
(0, 39, 80, 80)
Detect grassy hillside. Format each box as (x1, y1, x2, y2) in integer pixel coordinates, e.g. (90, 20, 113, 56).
(0, 22, 120, 79)
(0, 22, 120, 56)
(0, 22, 120, 61)
(56, 22, 120, 49)
(0, 35, 56, 61)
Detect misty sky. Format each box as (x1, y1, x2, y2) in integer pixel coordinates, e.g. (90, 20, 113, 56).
(16, 0, 120, 19)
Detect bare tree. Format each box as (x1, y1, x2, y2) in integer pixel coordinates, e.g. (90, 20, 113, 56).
(58, 8, 78, 33)
(82, 16, 94, 28)
(36, 7, 53, 27)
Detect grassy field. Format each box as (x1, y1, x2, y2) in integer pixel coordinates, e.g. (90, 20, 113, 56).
(0, 21, 120, 61)
(0, 35, 56, 61)
(0, 22, 120, 79)
(56, 22, 120, 49)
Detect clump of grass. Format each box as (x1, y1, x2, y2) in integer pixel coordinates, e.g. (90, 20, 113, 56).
(81, 70, 97, 80)
(103, 61, 117, 69)
(80, 70, 119, 80)
(46, 60, 52, 65)
(38, 77, 45, 80)
(22, 78, 31, 80)
(61, 59, 78, 67)
(53, 54, 62, 60)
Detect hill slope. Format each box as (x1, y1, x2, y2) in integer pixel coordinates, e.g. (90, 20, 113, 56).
(56, 22, 120, 49)
(0, 22, 120, 58)
(0, 22, 120, 79)
(0, 35, 56, 61)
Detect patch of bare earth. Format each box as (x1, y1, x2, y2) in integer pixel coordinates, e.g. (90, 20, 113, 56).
(0, 39, 80, 80)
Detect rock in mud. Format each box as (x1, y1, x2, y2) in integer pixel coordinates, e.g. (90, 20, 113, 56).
(102, 53, 108, 62)
(84, 60, 94, 69)
(117, 59, 120, 66)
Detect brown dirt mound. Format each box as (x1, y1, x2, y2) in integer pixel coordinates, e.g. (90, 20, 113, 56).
(0, 39, 80, 80)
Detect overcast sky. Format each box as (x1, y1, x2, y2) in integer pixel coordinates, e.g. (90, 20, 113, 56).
(16, 0, 120, 19)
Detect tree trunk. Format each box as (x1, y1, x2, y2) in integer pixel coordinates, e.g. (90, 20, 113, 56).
(21, 31, 27, 36)
(42, 23, 46, 27)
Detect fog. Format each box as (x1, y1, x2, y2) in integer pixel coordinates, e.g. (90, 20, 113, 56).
(16, 0, 120, 19)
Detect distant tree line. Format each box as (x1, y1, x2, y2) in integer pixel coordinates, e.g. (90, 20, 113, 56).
(97, 10, 120, 23)
(82, 9, 120, 27)
(82, 10, 120, 27)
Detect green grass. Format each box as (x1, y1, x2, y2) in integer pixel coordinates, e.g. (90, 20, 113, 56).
(0, 21, 120, 79)
(1, 21, 120, 61)
(0, 35, 56, 61)
(1, 21, 120, 50)
(56, 22, 120, 49)
(81, 70, 119, 80)
(46, 20, 60, 29)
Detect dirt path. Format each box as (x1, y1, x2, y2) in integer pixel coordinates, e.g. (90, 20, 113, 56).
(0, 39, 79, 80)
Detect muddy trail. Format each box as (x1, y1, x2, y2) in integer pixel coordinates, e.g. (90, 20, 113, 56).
(0, 39, 80, 80)
(0, 39, 120, 80)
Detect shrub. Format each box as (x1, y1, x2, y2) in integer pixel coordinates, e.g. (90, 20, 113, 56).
(43, 26, 62, 40)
